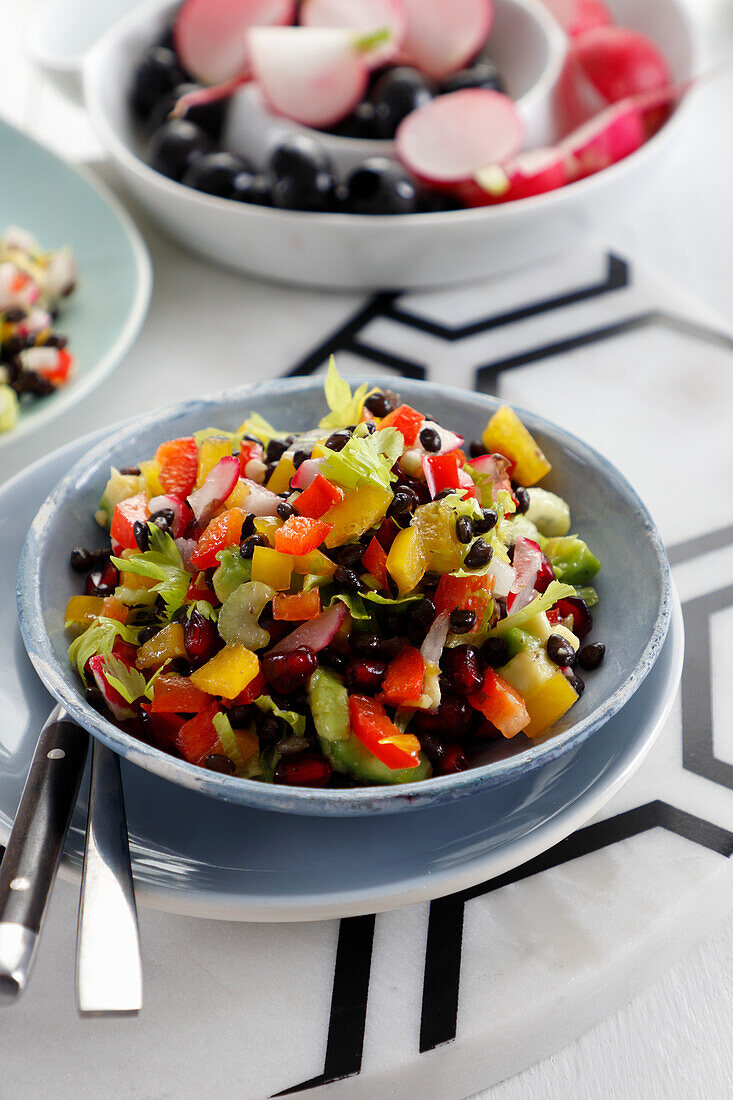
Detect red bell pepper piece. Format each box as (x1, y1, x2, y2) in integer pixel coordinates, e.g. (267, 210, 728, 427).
(190, 508, 246, 569)
(155, 437, 199, 498)
(149, 674, 212, 714)
(382, 646, 425, 706)
(348, 695, 422, 770)
(38, 347, 74, 384)
(362, 535, 389, 591)
(375, 517, 397, 553)
(239, 438, 265, 475)
(185, 574, 219, 606)
(423, 452, 461, 498)
(140, 707, 186, 746)
(225, 667, 267, 706)
(174, 700, 221, 764)
(434, 573, 495, 630)
(274, 515, 333, 556)
(273, 590, 322, 621)
(110, 492, 149, 551)
(378, 404, 424, 446)
(275, 753, 332, 787)
(295, 474, 344, 519)
(468, 670, 529, 738)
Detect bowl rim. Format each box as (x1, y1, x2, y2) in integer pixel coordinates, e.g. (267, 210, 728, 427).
(82, 0, 698, 229)
(17, 375, 672, 813)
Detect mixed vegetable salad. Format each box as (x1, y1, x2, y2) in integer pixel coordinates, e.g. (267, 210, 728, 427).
(66, 363, 605, 788)
(0, 226, 77, 433)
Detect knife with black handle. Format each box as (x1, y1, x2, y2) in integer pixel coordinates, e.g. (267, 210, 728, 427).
(0, 706, 88, 1001)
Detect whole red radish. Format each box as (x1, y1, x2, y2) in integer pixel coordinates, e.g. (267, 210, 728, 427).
(540, 0, 612, 38)
(395, 89, 524, 188)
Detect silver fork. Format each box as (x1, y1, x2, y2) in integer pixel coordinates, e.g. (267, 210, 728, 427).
(76, 739, 143, 1016)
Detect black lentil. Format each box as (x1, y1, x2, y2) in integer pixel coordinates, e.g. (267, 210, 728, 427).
(547, 634, 577, 666)
(473, 508, 498, 534)
(481, 637, 510, 668)
(364, 391, 394, 417)
(334, 565, 368, 593)
(325, 429, 351, 451)
(204, 753, 236, 774)
(292, 449, 310, 469)
(276, 501, 296, 521)
(419, 426, 441, 452)
(449, 608, 477, 634)
(514, 486, 530, 514)
(240, 533, 270, 559)
(456, 516, 473, 544)
(578, 642, 605, 671)
(464, 538, 494, 569)
(469, 440, 487, 458)
(133, 521, 150, 552)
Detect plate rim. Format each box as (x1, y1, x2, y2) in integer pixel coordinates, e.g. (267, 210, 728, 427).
(0, 115, 152, 450)
(17, 376, 672, 814)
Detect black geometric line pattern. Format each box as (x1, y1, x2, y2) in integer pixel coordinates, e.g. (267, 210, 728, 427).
(273, 250, 733, 1098)
(682, 585, 733, 791)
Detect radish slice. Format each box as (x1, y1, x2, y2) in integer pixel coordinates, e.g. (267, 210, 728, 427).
(248, 26, 371, 127)
(488, 557, 515, 599)
(187, 456, 240, 524)
(539, 0, 612, 38)
(238, 478, 282, 516)
(395, 90, 524, 186)
(270, 602, 347, 655)
(290, 457, 324, 490)
(467, 452, 513, 504)
(300, 0, 406, 67)
(421, 610, 450, 665)
(400, 0, 494, 81)
(148, 494, 191, 538)
(559, 97, 646, 182)
(174, 0, 296, 84)
(88, 655, 136, 722)
(416, 422, 463, 454)
(506, 537, 542, 613)
(462, 147, 567, 206)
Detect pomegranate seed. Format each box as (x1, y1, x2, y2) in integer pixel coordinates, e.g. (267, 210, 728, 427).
(553, 597, 593, 639)
(275, 753, 332, 787)
(440, 744, 468, 774)
(534, 552, 556, 593)
(263, 646, 317, 694)
(441, 645, 483, 695)
(183, 608, 219, 664)
(344, 657, 387, 694)
(415, 694, 472, 736)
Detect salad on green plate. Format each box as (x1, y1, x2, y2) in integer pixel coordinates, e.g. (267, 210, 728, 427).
(65, 361, 605, 788)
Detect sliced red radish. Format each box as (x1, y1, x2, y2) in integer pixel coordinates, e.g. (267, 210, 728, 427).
(559, 96, 646, 182)
(421, 610, 451, 665)
(460, 147, 567, 206)
(300, 0, 406, 67)
(290, 457, 324, 490)
(468, 452, 513, 503)
(248, 26, 371, 128)
(174, 0, 295, 85)
(148, 494, 192, 538)
(539, 0, 612, 38)
(488, 556, 515, 598)
(416, 422, 463, 454)
(187, 456, 240, 524)
(395, 90, 524, 187)
(88, 655, 136, 722)
(400, 0, 494, 81)
(506, 537, 542, 612)
(239, 478, 282, 516)
(270, 601, 347, 655)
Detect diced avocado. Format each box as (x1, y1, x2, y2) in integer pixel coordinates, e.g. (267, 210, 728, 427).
(96, 467, 146, 528)
(526, 487, 571, 537)
(308, 667, 432, 784)
(328, 738, 432, 785)
(544, 536, 601, 585)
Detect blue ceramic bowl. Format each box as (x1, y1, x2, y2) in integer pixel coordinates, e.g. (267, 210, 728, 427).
(17, 378, 672, 815)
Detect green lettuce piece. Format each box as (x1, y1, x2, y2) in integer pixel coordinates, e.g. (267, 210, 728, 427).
(320, 427, 403, 492)
(238, 411, 287, 447)
(488, 581, 576, 638)
(111, 525, 190, 616)
(254, 696, 306, 739)
(68, 617, 139, 682)
(328, 591, 371, 620)
(362, 591, 422, 607)
(319, 356, 375, 431)
(212, 548, 252, 603)
(212, 712, 246, 775)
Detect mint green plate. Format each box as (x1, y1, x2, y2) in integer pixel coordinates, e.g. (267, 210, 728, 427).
(0, 115, 151, 448)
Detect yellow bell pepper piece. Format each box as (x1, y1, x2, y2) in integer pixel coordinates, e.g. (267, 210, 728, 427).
(225, 480, 250, 510)
(482, 405, 551, 487)
(251, 546, 294, 591)
(190, 644, 260, 699)
(498, 647, 578, 738)
(65, 595, 105, 629)
(386, 526, 427, 597)
(266, 455, 296, 494)
(291, 548, 337, 577)
(139, 459, 163, 498)
(253, 516, 281, 546)
(310, 442, 329, 460)
(322, 483, 392, 548)
(135, 622, 187, 670)
(196, 437, 233, 487)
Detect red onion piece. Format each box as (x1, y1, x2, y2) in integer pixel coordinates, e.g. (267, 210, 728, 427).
(240, 478, 282, 516)
(421, 610, 450, 665)
(506, 537, 542, 613)
(290, 457, 324, 490)
(269, 602, 347, 655)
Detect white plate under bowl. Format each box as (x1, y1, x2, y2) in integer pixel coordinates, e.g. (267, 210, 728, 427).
(82, 0, 697, 290)
(2, 429, 683, 920)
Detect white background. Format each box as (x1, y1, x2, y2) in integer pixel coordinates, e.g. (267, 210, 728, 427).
(2, 0, 733, 1097)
